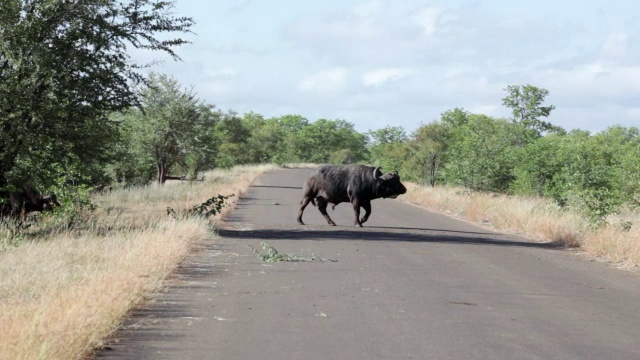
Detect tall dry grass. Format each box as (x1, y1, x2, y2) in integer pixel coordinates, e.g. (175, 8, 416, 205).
(404, 183, 640, 268)
(0, 164, 276, 360)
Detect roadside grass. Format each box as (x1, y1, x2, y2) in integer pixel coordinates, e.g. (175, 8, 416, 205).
(0, 164, 276, 360)
(404, 183, 640, 268)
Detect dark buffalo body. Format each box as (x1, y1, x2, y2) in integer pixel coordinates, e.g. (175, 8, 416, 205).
(0, 186, 60, 217)
(297, 164, 407, 227)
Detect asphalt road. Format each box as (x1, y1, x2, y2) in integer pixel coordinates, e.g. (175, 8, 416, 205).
(99, 168, 640, 360)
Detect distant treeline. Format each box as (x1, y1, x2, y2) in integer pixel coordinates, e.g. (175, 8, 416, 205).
(368, 109, 640, 226)
(106, 75, 639, 226)
(1, 0, 637, 226)
(2, 0, 637, 226)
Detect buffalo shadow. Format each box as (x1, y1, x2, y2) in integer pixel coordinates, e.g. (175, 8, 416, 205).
(216, 227, 563, 250)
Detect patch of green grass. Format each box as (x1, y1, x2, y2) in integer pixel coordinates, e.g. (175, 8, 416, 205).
(249, 242, 337, 263)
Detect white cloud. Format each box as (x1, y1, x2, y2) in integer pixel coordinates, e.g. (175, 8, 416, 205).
(299, 67, 348, 93)
(601, 32, 629, 62)
(353, 1, 381, 18)
(200, 81, 228, 97)
(469, 104, 501, 116)
(625, 107, 640, 119)
(543, 62, 640, 102)
(362, 68, 412, 87)
(157, 0, 640, 134)
(205, 67, 236, 78)
(414, 7, 442, 37)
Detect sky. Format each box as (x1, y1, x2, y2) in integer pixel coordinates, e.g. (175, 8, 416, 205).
(144, 0, 640, 134)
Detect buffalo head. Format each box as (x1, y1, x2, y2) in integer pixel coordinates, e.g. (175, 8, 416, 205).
(373, 167, 407, 199)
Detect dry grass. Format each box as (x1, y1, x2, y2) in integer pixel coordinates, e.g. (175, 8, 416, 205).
(282, 162, 320, 169)
(0, 164, 276, 360)
(403, 183, 640, 267)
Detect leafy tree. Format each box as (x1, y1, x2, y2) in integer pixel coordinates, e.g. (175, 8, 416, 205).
(214, 111, 253, 167)
(440, 108, 470, 127)
(511, 127, 639, 226)
(553, 130, 623, 225)
(241, 112, 272, 163)
(509, 133, 565, 197)
(367, 125, 408, 146)
(600, 126, 640, 207)
(444, 114, 523, 192)
(367, 126, 408, 173)
(502, 84, 558, 136)
(272, 114, 310, 163)
(410, 121, 451, 186)
(296, 119, 367, 164)
(116, 73, 217, 184)
(0, 0, 193, 191)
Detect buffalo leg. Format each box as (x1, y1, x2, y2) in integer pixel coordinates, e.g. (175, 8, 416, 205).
(360, 201, 372, 224)
(316, 197, 336, 226)
(352, 200, 362, 227)
(297, 196, 312, 225)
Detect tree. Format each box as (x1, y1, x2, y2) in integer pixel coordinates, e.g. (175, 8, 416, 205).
(599, 126, 640, 208)
(214, 111, 253, 167)
(274, 114, 310, 163)
(440, 108, 470, 127)
(117, 73, 217, 184)
(501, 84, 557, 136)
(296, 119, 367, 164)
(444, 114, 523, 192)
(509, 133, 565, 197)
(410, 121, 451, 186)
(0, 0, 193, 191)
(367, 126, 408, 173)
(367, 126, 408, 146)
(510, 127, 640, 226)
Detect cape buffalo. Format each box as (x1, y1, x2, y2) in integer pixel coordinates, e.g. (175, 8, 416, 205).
(297, 164, 407, 227)
(0, 186, 60, 217)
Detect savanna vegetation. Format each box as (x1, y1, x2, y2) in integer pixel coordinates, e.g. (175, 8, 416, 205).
(1, 0, 639, 358)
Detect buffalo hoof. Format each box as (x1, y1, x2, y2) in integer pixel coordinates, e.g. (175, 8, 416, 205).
(328, 221, 337, 226)
(297, 219, 305, 225)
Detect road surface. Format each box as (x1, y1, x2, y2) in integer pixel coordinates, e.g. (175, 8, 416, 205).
(99, 168, 640, 360)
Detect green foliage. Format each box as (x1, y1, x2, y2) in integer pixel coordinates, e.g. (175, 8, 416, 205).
(213, 114, 368, 166)
(510, 126, 639, 226)
(502, 84, 558, 136)
(1, 16, 635, 238)
(619, 220, 633, 232)
(167, 194, 234, 219)
(249, 241, 337, 262)
(509, 133, 565, 197)
(408, 121, 452, 186)
(367, 126, 409, 173)
(214, 111, 253, 167)
(363, 84, 637, 227)
(114, 73, 218, 184)
(0, 0, 193, 190)
(0, 216, 31, 248)
(297, 119, 368, 163)
(443, 113, 523, 192)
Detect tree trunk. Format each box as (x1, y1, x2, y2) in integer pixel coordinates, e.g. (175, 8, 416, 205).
(157, 159, 169, 185)
(428, 153, 439, 187)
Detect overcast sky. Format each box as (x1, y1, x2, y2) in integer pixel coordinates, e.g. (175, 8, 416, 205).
(146, 0, 640, 134)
